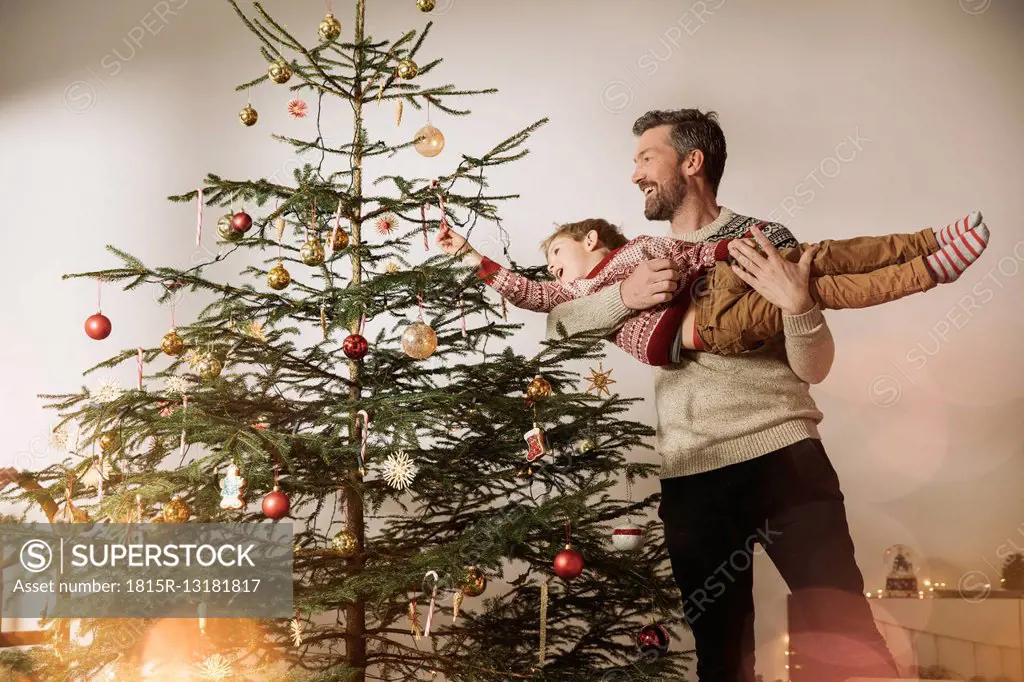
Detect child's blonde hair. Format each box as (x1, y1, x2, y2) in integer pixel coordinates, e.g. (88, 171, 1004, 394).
(539, 218, 628, 258)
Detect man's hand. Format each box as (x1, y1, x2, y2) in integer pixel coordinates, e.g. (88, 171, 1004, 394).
(620, 258, 681, 310)
(728, 226, 818, 316)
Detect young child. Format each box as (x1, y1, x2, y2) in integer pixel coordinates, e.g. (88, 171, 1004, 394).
(435, 213, 990, 365)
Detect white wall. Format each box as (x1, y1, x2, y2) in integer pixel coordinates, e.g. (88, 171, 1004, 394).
(2, 1, 1023, 679)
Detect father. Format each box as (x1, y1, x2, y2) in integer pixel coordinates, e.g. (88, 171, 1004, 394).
(546, 109, 898, 681)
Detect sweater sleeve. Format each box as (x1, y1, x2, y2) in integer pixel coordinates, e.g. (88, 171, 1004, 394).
(478, 257, 575, 313)
(545, 286, 633, 340)
(782, 303, 834, 384)
(748, 221, 835, 384)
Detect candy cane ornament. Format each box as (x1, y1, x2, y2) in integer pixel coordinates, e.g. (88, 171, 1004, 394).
(356, 410, 370, 476)
(196, 187, 204, 246)
(422, 570, 439, 637)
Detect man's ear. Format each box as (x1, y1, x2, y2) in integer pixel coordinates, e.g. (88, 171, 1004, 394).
(681, 149, 704, 180)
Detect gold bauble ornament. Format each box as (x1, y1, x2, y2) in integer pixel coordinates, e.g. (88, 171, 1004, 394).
(401, 321, 438, 359)
(576, 437, 597, 453)
(396, 58, 419, 80)
(300, 239, 325, 266)
(268, 59, 292, 84)
(318, 12, 342, 42)
(217, 214, 242, 242)
(526, 375, 553, 401)
(239, 105, 258, 127)
(414, 123, 445, 158)
(161, 329, 185, 356)
(197, 355, 223, 381)
(331, 530, 359, 558)
(162, 496, 191, 523)
(267, 262, 291, 290)
(462, 565, 487, 597)
(417, 0, 436, 11)
(329, 228, 350, 251)
(98, 431, 119, 453)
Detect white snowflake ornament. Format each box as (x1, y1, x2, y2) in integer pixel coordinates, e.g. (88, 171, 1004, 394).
(380, 450, 418, 490)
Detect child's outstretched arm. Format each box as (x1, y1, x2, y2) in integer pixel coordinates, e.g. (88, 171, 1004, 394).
(435, 225, 576, 313)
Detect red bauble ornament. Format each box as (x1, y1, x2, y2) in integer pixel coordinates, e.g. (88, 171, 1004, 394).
(636, 622, 671, 655)
(84, 312, 112, 340)
(343, 333, 369, 360)
(231, 211, 253, 233)
(262, 487, 290, 520)
(553, 543, 584, 580)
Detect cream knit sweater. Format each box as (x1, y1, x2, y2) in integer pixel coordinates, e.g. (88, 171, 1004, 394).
(545, 207, 834, 479)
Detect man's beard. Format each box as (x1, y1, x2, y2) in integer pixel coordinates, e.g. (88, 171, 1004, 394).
(643, 177, 686, 222)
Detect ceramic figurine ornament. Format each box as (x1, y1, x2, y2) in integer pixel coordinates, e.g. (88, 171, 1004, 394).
(219, 462, 246, 510)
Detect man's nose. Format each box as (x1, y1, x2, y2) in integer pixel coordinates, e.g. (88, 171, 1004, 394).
(631, 167, 643, 185)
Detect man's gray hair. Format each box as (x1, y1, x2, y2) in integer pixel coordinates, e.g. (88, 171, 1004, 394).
(632, 109, 727, 194)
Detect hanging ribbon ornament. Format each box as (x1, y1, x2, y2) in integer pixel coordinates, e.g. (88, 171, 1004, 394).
(539, 581, 549, 665)
(432, 179, 449, 253)
(421, 183, 434, 252)
(179, 395, 189, 459)
(422, 570, 439, 637)
(460, 296, 467, 338)
(196, 186, 204, 246)
(356, 410, 370, 476)
(136, 348, 144, 390)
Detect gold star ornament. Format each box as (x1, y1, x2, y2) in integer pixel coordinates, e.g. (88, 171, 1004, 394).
(583, 362, 616, 397)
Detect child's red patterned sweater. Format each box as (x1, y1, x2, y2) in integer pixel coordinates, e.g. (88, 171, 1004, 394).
(477, 235, 733, 366)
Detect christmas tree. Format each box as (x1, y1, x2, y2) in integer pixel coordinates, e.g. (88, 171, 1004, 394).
(1, 1, 688, 680)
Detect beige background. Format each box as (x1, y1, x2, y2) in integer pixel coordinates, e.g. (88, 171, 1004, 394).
(2, 0, 1023, 679)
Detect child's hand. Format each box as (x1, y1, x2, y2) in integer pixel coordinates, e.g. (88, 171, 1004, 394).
(436, 225, 482, 266)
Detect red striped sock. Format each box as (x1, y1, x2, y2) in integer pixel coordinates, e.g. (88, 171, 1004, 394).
(924, 223, 989, 283)
(933, 211, 983, 245)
